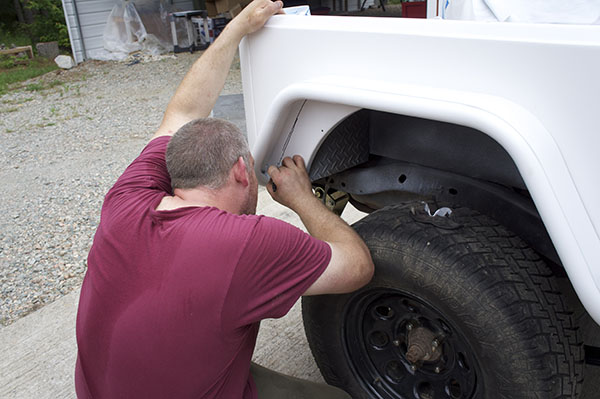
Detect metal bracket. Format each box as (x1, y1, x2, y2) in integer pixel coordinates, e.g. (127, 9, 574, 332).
(314, 187, 349, 216)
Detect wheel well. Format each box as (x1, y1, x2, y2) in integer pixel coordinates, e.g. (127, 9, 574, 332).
(309, 109, 561, 267)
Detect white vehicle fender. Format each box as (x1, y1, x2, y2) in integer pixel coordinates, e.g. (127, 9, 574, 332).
(250, 77, 600, 325)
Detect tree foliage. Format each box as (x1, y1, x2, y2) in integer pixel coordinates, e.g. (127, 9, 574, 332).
(7, 0, 70, 49)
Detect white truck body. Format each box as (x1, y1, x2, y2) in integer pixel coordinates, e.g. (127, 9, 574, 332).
(240, 15, 600, 326)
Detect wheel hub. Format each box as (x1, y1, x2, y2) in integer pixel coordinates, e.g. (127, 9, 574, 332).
(406, 325, 442, 364)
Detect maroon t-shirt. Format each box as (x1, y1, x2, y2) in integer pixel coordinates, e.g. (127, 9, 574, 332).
(75, 136, 330, 398)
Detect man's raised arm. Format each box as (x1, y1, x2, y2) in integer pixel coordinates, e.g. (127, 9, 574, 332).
(152, 0, 283, 139)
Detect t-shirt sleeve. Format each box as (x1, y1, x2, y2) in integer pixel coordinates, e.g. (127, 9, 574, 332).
(105, 136, 172, 202)
(222, 216, 331, 329)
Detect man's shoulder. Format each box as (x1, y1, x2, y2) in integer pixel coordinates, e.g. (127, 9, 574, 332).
(238, 213, 316, 249)
(203, 211, 302, 244)
(146, 135, 172, 149)
(179, 207, 264, 234)
(226, 213, 295, 232)
(105, 136, 173, 202)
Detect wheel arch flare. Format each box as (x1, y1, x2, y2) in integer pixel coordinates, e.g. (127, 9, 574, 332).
(248, 79, 600, 325)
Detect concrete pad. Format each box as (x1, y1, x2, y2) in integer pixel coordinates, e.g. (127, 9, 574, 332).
(0, 186, 367, 398)
(0, 289, 78, 398)
(213, 94, 246, 135)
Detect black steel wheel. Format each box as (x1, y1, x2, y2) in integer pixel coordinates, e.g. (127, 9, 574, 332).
(344, 289, 481, 399)
(302, 203, 584, 399)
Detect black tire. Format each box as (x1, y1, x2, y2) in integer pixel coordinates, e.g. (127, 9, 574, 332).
(302, 203, 584, 399)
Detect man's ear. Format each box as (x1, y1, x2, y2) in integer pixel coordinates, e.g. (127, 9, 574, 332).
(232, 156, 249, 187)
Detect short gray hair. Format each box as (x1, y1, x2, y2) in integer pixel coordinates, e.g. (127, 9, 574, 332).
(166, 118, 250, 190)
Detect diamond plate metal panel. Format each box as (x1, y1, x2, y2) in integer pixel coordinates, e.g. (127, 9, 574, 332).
(309, 110, 370, 181)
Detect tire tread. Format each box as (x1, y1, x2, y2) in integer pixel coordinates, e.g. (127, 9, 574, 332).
(304, 203, 584, 398)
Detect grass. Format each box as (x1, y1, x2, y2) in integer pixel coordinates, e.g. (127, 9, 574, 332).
(2, 97, 33, 104)
(0, 57, 59, 95)
(25, 79, 62, 92)
(0, 29, 32, 48)
(0, 29, 64, 94)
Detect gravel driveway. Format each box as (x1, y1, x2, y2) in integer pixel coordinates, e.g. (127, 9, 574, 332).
(0, 52, 243, 327)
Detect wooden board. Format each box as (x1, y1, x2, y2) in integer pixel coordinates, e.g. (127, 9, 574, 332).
(0, 46, 34, 59)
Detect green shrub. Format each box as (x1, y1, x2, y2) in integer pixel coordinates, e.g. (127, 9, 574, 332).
(0, 54, 30, 69)
(19, 0, 70, 49)
(0, 55, 16, 69)
(0, 24, 31, 47)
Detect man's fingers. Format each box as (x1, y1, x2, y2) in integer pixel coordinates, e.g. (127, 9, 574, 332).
(258, 0, 282, 20)
(267, 164, 280, 180)
(273, 0, 285, 14)
(292, 155, 306, 170)
(281, 156, 295, 168)
(236, 0, 282, 36)
(268, 0, 284, 12)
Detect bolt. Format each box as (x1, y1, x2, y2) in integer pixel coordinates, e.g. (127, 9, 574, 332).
(407, 322, 413, 331)
(393, 340, 400, 347)
(432, 339, 439, 348)
(410, 365, 417, 372)
(435, 366, 441, 374)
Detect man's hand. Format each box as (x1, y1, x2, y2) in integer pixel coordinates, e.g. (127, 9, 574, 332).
(267, 156, 318, 212)
(228, 0, 284, 39)
(267, 155, 374, 296)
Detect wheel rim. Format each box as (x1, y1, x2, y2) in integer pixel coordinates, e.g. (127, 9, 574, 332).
(344, 289, 481, 399)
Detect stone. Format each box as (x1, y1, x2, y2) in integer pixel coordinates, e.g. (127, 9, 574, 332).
(54, 55, 74, 70)
(35, 42, 59, 59)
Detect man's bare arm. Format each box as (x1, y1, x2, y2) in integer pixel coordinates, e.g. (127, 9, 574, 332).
(267, 156, 374, 295)
(152, 0, 283, 139)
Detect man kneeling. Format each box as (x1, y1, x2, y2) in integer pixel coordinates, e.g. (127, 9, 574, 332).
(74, 1, 373, 397)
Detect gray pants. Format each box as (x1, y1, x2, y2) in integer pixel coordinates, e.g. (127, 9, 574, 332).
(250, 363, 351, 399)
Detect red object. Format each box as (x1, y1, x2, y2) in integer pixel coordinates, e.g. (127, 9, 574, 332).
(402, 1, 427, 18)
(311, 6, 331, 15)
(75, 136, 330, 398)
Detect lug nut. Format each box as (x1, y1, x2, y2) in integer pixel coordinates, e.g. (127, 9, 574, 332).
(393, 340, 400, 347)
(432, 339, 439, 348)
(435, 366, 441, 374)
(407, 323, 413, 331)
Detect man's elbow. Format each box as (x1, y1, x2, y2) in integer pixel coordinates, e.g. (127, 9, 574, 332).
(350, 252, 374, 291)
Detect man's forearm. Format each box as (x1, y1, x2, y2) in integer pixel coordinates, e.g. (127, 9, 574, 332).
(153, 0, 282, 138)
(294, 196, 367, 250)
(267, 156, 371, 264)
(154, 26, 243, 137)
(267, 156, 374, 294)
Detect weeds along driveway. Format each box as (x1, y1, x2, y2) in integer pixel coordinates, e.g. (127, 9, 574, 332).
(0, 52, 243, 327)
